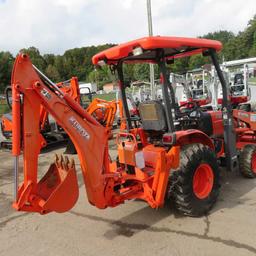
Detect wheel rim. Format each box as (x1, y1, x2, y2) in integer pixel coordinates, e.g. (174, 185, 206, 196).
(251, 152, 256, 174)
(193, 163, 214, 199)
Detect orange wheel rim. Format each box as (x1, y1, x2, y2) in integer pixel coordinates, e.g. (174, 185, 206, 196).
(193, 163, 214, 199)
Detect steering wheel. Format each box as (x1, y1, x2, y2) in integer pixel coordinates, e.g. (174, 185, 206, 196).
(176, 101, 200, 118)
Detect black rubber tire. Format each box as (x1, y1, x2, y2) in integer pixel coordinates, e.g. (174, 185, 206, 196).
(166, 143, 220, 217)
(239, 145, 256, 178)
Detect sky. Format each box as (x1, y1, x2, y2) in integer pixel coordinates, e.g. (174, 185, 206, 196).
(0, 0, 255, 55)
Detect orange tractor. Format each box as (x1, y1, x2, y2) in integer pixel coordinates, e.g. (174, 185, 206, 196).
(11, 36, 242, 217)
(87, 98, 117, 138)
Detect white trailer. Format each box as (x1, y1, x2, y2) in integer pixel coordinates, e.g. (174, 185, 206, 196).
(79, 83, 97, 94)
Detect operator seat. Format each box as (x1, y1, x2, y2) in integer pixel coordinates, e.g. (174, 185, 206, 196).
(138, 100, 167, 131)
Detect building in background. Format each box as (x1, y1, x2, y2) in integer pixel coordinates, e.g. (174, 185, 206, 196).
(103, 83, 118, 93)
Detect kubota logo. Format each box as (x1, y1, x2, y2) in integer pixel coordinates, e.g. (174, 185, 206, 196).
(69, 116, 90, 140)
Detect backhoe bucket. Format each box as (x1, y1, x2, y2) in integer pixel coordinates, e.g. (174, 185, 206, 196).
(36, 155, 79, 214)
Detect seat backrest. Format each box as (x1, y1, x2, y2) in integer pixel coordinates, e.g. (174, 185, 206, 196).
(138, 101, 167, 131)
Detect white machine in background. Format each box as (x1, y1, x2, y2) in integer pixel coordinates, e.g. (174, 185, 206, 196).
(180, 69, 212, 106)
(217, 57, 256, 106)
(79, 83, 97, 94)
(130, 81, 152, 103)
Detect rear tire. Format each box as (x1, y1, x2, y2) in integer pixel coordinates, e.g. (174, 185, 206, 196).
(239, 145, 256, 178)
(167, 143, 220, 217)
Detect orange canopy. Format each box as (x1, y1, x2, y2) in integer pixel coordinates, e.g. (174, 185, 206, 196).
(92, 36, 222, 66)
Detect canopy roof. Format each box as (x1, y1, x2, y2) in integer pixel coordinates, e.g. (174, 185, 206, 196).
(92, 36, 222, 66)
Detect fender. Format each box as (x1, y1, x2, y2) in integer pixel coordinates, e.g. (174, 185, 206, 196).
(174, 129, 214, 150)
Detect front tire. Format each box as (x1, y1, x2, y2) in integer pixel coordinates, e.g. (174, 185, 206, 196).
(239, 145, 256, 178)
(167, 143, 220, 217)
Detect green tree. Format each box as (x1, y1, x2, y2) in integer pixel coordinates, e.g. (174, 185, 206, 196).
(170, 57, 190, 73)
(20, 47, 46, 71)
(0, 51, 14, 92)
(44, 54, 56, 66)
(133, 63, 150, 81)
(54, 55, 66, 80)
(88, 66, 113, 90)
(45, 64, 61, 82)
(188, 55, 208, 70)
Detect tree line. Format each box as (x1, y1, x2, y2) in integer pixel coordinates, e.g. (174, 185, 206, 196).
(0, 15, 255, 93)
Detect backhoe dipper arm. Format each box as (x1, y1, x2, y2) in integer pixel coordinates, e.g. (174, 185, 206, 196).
(12, 54, 112, 213)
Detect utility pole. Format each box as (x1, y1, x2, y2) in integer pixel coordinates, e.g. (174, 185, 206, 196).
(147, 0, 155, 99)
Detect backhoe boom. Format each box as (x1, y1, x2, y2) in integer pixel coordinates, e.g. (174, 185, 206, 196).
(12, 54, 111, 212)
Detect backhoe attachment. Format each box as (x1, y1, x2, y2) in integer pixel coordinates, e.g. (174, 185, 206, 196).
(11, 53, 100, 214)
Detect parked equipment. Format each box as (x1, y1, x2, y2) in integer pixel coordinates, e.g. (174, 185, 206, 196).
(217, 57, 256, 106)
(1, 77, 80, 149)
(11, 36, 241, 217)
(180, 68, 212, 107)
(1, 77, 118, 150)
(86, 98, 117, 138)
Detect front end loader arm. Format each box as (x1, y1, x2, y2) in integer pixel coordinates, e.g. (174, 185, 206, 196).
(12, 54, 111, 214)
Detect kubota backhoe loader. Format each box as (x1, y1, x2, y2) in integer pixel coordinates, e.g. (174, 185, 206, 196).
(11, 36, 238, 216)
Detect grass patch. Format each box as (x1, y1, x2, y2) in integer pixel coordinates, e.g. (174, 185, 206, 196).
(249, 77, 256, 84)
(0, 103, 9, 116)
(92, 93, 116, 101)
(80, 92, 117, 108)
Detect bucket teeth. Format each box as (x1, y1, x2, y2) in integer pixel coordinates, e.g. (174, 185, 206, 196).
(64, 156, 69, 166)
(70, 158, 75, 169)
(63, 156, 69, 170)
(54, 154, 75, 170)
(60, 155, 64, 169)
(55, 154, 60, 167)
(55, 154, 75, 170)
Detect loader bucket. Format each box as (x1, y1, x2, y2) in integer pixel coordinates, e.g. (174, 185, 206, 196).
(36, 155, 79, 214)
